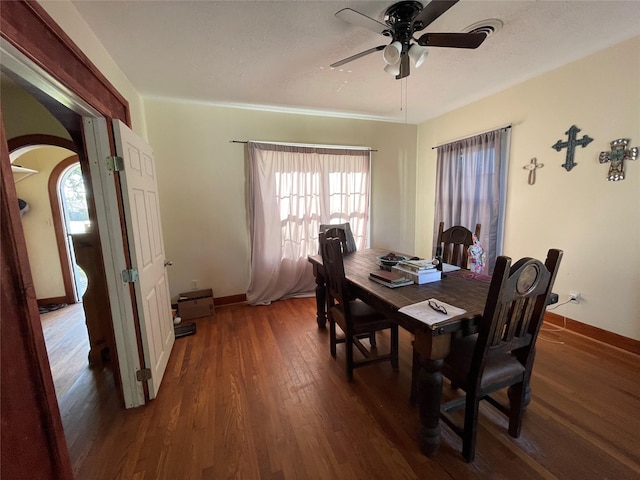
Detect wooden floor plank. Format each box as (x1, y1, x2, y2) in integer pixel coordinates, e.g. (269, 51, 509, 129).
(41, 298, 640, 480)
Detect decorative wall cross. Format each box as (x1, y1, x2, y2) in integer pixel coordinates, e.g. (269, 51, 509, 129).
(523, 157, 544, 185)
(599, 138, 638, 181)
(551, 125, 594, 171)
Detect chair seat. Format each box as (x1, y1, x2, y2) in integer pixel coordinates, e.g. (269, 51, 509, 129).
(329, 300, 391, 332)
(444, 335, 526, 389)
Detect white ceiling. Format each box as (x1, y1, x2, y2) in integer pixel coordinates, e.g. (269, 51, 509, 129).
(70, 1, 640, 124)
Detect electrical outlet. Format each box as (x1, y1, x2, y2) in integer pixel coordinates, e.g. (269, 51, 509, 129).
(569, 291, 580, 302)
(192, 279, 198, 290)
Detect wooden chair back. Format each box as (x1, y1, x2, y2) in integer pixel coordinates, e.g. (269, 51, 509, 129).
(436, 222, 481, 268)
(319, 223, 357, 253)
(472, 248, 563, 383)
(322, 227, 349, 253)
(318, 232, 350, 311)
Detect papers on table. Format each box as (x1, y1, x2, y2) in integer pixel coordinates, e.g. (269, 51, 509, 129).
(398, 298, 467, 327)
(399, 259, 437, 271)
(442, 263, 462, 273)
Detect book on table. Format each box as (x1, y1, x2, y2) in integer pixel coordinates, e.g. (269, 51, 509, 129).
(392, 265, 441, 284)
(369, 269, 414, 288)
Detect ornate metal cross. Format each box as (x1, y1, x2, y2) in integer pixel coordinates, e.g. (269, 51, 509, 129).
(551, 125, 593, 171)
(523, 157, 544, 185)
(599, 138, 638, 181)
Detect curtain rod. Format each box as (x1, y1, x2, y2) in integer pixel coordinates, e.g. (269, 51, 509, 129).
(431, 124, 512, 150)
(230, 140, 377, 152)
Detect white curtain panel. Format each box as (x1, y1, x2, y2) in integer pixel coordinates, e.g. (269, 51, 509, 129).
(433, 128, 510, 273)
(247, 142, 371, 305)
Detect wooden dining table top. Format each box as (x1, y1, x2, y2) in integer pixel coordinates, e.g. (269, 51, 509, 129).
(308, 247, 491, 335)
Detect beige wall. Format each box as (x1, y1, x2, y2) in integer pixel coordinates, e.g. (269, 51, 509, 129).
(1, 78, 71, 140)
(13, 147, 76, 300)
(416, 36, 640, 340)
(2, 78, 76, 300)
(143, 100, 417, 300)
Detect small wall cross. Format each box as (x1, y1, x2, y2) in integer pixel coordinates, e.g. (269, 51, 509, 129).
(599, 138, 638, 181)
(552, 125, 593, 172)
(523, 158, 544, 185)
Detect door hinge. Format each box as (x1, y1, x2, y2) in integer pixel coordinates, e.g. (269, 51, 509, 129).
(121, 268, 139, 283)
(136, 368, 152, 382)
(106, 155, 125, 172)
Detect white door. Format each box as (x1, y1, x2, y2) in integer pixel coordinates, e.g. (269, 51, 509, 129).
(112, 119, 175, 399)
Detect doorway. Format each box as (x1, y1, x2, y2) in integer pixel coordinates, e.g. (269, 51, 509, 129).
(1, 4, 137, 477)
(6, 121, 117, 474)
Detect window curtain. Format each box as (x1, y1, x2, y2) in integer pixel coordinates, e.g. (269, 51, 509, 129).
(433, 128, 510, 272)
(247, 142, 371, 305)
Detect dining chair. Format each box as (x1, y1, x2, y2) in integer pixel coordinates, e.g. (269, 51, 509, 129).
(439, 248, 563, 462)
(319, 226, 378, 347)
(436, 222, 482, 268)
(319, 232, 399, 380)
(319, 222, 357, 253)
(410, 222, 482, 402)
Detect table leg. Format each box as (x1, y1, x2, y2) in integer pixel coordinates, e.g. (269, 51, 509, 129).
(313, 266, 327, 328)
(413, 330, 451, 457)
(416, 357, 444, 456)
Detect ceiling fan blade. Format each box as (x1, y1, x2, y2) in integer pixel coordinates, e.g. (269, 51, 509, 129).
(330, 45, 385, 68)
(335, 8, 390, 35)
(416, 32, 487, 49)
(397, 54, 410, 79)
(412, 0, 459, 32)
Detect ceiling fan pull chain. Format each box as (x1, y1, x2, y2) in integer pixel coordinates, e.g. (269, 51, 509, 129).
(404, 78, 409, 124)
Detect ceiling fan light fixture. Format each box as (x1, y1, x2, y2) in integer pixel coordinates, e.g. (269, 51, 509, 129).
(384, 62, 401, 76)
(408, 44, 428, 68)
(382, 41, 402, 65)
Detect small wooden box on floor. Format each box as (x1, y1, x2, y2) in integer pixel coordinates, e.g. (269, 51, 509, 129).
(178, 289, 215, 320)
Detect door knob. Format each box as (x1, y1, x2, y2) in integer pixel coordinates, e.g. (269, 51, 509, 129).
(164, 260, 173, 267)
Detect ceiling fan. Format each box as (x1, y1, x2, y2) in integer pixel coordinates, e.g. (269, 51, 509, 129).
(331, 0, 488, 79)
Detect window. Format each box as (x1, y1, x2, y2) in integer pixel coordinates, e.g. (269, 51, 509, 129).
(58, 163, 89, 299)
(60, 163, 90, 233)
(247, 142, 371, 305)
(433, 128, 510, 272)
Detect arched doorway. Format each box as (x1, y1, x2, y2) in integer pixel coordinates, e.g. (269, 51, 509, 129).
(10, 135, 81, 306)
(51, 156, 89, 303)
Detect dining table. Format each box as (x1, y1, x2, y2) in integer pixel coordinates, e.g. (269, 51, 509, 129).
(307, 247, 491, 457)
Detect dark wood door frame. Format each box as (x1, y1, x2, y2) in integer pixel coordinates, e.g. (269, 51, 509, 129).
(1, 2, 132, 479)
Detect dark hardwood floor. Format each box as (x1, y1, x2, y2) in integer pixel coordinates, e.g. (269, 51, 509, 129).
(42, 298, 640, 480)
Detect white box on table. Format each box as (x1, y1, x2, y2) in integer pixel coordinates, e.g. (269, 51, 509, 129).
(392, 266, 441, 284)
